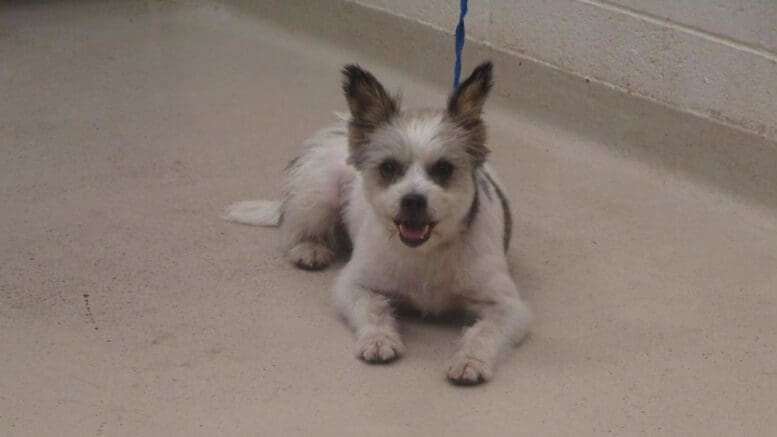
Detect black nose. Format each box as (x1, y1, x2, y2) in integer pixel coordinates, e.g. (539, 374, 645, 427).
(400, 193, 427, 213)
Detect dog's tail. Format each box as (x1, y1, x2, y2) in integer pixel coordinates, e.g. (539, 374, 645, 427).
(222, 200, 282, 227)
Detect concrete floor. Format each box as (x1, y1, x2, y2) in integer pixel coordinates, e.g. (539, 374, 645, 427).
(2, 1, 776, 436)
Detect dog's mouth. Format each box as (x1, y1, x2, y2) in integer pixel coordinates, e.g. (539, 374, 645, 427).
(394, 220, 436, 247)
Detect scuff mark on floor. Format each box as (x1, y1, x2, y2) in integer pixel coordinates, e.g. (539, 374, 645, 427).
(82, 293, 98, 330)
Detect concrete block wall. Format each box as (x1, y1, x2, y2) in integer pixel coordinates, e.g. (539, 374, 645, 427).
(350, 0, 777, 141)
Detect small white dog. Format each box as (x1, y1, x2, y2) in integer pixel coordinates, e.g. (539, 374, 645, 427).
(224, 62, 531, 384)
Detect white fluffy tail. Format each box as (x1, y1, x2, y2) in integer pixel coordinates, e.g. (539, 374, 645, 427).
(222, 200, 282, 227)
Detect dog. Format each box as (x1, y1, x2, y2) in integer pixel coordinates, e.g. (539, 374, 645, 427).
(224, 61, 531, 384)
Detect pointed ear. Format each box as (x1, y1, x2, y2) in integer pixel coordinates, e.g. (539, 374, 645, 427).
(342, 64, 398, 132)
(447, 61, 493, 124)
(447, 61, 493, 165)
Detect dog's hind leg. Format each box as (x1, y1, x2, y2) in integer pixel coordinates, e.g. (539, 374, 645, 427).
(280, 134, 354, 270)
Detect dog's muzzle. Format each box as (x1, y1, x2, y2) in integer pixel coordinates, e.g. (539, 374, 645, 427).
(394, 194, 435, 247)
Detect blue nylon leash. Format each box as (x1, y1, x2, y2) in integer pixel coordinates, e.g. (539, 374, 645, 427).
(452, 0, 468, 89)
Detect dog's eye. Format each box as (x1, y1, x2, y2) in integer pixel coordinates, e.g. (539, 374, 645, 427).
(429, 159, 454, 184)
(378, 159, 400, 179)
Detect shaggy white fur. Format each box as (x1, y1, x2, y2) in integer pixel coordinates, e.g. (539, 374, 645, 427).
(225, 62, 531, 384)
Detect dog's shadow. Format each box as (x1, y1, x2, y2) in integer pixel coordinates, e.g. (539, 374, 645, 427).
(396, 305, 475, 330)
(396, 307, 471, 362)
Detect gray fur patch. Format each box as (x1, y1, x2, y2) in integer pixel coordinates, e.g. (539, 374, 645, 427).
(483, 171, 512, 251)
(463, 172, 480, 229)
(284, 156, 301, 171)
(476, 172, 493, 201)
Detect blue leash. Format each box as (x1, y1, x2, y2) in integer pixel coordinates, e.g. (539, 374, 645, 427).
(452, 0, 468, 89)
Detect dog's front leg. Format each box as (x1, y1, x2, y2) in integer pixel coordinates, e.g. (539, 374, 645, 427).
(448, 273, 532, 385)
(333, 270, 404, 363)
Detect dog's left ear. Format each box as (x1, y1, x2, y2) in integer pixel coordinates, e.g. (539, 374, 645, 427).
(448, 61, 493, 123)
(447, 61, 493, 164)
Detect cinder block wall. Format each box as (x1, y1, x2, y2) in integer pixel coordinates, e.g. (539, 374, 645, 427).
(350, 0, 777, 141)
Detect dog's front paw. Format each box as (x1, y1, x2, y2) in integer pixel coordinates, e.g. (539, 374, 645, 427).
(355, 331, 405, 364)
(286, 242, 335, 270)
(446, 354, 493, 385)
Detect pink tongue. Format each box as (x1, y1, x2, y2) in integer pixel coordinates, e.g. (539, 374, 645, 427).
(399, 224, 429, 240)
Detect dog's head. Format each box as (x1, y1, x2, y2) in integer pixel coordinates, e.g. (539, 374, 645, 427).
(342, 62, 493, 250)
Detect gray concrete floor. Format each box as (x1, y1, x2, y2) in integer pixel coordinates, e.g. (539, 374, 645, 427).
(2, 2, 776, 436)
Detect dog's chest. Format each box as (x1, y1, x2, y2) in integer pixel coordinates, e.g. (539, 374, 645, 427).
(362, 249, 465, 314)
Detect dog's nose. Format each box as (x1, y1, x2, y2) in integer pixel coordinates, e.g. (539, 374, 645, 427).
(400, 193, 427, 213)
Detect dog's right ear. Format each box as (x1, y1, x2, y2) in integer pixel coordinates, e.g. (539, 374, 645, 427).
(342, 65, 398, 152)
